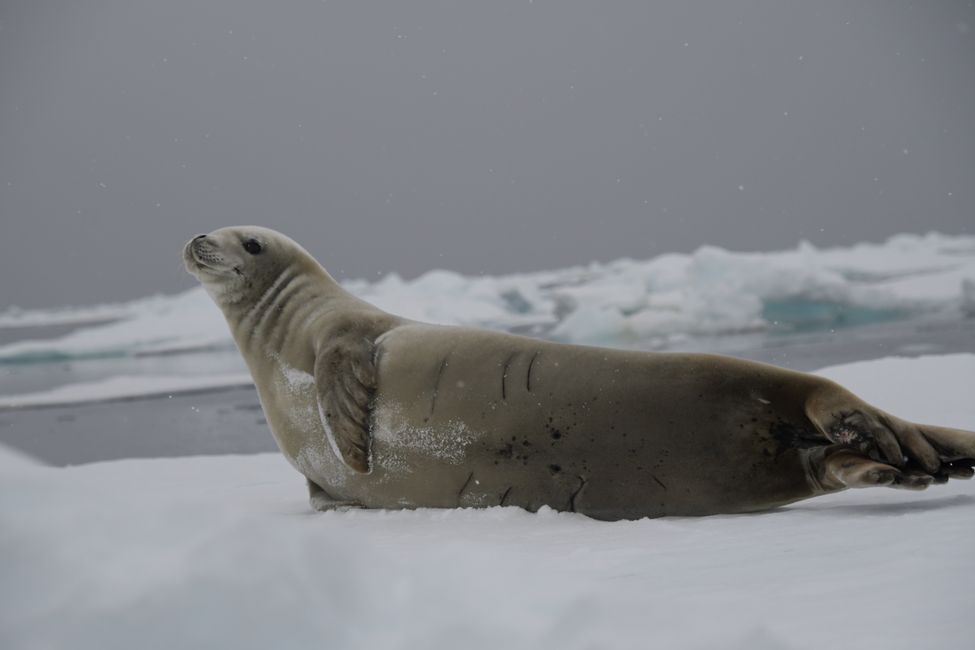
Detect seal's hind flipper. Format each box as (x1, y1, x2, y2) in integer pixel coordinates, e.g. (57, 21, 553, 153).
(809, 447, 938, 491)
(314, 337, 377, 473)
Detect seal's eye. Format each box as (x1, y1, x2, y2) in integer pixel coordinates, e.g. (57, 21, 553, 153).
(242, 239, 263, 255)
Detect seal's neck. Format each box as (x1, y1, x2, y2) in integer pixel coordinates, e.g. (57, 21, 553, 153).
(222, 262, 385, 370)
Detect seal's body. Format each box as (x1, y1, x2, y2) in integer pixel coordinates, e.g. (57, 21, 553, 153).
(185, 226, 975, 519)
(366, 326, 820, 518)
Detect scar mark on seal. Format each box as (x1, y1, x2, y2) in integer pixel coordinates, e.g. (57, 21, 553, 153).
(499, 486, 513, 506)
(526, 352, 539, 393)
(428, 355, 449, 418)
(457, 472, 475, 503)
(501, 352, 517, 401)
(569, 476, 587, 512)
(651, 474, 667, 491)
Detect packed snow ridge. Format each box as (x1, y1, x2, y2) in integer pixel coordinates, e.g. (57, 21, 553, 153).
(0, 232, 973, 363)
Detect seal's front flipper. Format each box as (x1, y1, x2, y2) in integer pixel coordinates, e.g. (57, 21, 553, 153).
(314, 337, 377, 473)
(307, 478, 363, 512)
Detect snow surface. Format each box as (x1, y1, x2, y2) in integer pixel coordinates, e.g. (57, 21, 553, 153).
(2, 354, 974, 650)
(1, 232, 973, 363)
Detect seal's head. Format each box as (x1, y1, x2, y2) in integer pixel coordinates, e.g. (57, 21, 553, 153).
(183, 226, 321, 308)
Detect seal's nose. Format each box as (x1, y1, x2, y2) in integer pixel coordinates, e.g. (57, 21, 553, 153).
(194, 234, 207, 241)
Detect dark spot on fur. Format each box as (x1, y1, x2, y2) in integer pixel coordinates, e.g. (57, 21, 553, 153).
(549, 464, 562, 474)
(497, 443, 514, 460)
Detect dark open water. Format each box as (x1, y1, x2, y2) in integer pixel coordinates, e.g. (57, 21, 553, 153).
(1, 315, 972, 466)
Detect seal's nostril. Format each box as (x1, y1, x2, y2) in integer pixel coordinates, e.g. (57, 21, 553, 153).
(194, 234, 207, 241)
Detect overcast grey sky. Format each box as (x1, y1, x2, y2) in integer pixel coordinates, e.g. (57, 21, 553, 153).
(1, 1, 973, 309)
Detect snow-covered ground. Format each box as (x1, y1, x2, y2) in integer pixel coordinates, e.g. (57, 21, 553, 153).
(2, 354, 973, 650)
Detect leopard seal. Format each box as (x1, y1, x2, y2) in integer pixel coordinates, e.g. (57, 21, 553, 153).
(184, 226, 975, 519)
